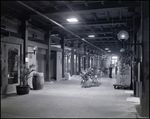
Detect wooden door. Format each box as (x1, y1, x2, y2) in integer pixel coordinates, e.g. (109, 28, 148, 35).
(1, 42, 20, 94)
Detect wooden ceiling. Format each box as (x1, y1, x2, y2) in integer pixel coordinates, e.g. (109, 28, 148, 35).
(1, 1, 141, 54)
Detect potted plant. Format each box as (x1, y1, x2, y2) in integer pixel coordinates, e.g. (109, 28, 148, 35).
(32, 72, 44, 90)
(16, 57, 36, 95)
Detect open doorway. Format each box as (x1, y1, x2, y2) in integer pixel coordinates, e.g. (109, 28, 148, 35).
(111, 56, 118, 66)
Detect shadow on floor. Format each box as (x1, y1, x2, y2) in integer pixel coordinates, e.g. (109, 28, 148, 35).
(81, 83, 102, 88)
(1, 93, 21, 98)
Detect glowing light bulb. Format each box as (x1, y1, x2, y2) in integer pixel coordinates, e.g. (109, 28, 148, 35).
(121, 34, 125, 38)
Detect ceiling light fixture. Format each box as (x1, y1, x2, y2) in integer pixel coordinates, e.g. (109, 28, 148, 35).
(66, 18, 78, 22)
(88, 35, 95, 37)
(117, 30, 129, 41)
(117, 30, 129, 52)
(105, 48, 109, 50)
(108, 50, 111, 52)
(120, 48, 125, 52)
(121, 34, 125, 38)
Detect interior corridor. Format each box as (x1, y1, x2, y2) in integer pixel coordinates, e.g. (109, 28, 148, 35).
(1, 76, 140, 118)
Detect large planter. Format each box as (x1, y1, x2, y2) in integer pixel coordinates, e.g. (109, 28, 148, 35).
(16, 85, 30, 95)
(32, 72, 44, 90)
(65, 72, 70, 80)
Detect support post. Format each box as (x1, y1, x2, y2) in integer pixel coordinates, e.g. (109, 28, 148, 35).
(60, 35, 65, 78)
(84, 46, 86, 70)
(21, 20, 28, 64)
(78, 43, 82, 73)
(45, 30, 51, 81)
(140, 1, 149, 117)
(71, 41, 74, 76)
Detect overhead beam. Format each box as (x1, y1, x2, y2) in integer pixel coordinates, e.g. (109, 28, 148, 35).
(106, 11, 110, 20)
(68, 36, 114, 40)
(74, 31, 112, 35)
(92, 13, 98, 21)
(101, 1, 104, 6)
(99, 46, 119, 48)
(96, 44, 119, 47)
(29, 1, 45, 12)
(94, 43, 118, 46)
(30, 2, 139, 17)
(84, 2, 88, 7)
(53, 6, 59, 10)
(99, 26, 103, 31)
(16, 1, 107, 53)
(95, 42, 118, 44)
(118, 1, 122, 4)
(87, 40, 118, 43)
(60, 19, 132, 26)
(52, 19, 131, 29)
(120, 10, 122, 19)
(35, 19, 132, 28)
(40, 1, 51, 5)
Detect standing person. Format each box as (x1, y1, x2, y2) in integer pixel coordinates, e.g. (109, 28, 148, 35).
(115, 62, 118, 78)
(115, 62, 118, 75)
(109, 64, 113, 78)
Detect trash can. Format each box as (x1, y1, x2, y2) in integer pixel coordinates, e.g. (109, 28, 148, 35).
(32, 72, 44, 90)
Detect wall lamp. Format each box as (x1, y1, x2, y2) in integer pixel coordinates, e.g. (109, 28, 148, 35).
(26, 46, 38, 55)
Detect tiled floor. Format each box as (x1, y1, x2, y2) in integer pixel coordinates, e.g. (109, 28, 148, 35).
(1, 75, 139, 118)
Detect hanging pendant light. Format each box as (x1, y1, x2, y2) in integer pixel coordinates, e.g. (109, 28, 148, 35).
(117, 14, 129, 41)
(117, 30, 129, 41)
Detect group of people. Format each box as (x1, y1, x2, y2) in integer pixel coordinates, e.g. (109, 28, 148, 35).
(109, 62, 118, 78)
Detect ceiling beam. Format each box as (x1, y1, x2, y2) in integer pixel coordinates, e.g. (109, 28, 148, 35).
(29, 1, 45, 12)
(30, 2, 139, 17)
(101, 1, 105, 6)
(99, 26, 103, 31)
(74, 31, 112, 35)
(62, 18, 132, 25)
(118, 1, 122, 4)
(53, 6, 59, 10)
(36, 1, 139, 11)
(106, 11, 110, 21)
(41, 1, 59, 10)
(52, 19, 132, 29)
(68, 36, 114, 40)
(100, 46, 119, 48)
(40, 1, 51, 5)
(53, 22, 127, 29)
(87, 40, 118, 43)
(120, 10, 122, 19)
(16, 1, 107, 53)
(92, 13, 98, 21)
(94, 44, 118, 46)
(84, 2, 88, 7)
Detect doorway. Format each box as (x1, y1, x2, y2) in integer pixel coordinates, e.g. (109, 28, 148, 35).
(1, 42, 20, 94)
